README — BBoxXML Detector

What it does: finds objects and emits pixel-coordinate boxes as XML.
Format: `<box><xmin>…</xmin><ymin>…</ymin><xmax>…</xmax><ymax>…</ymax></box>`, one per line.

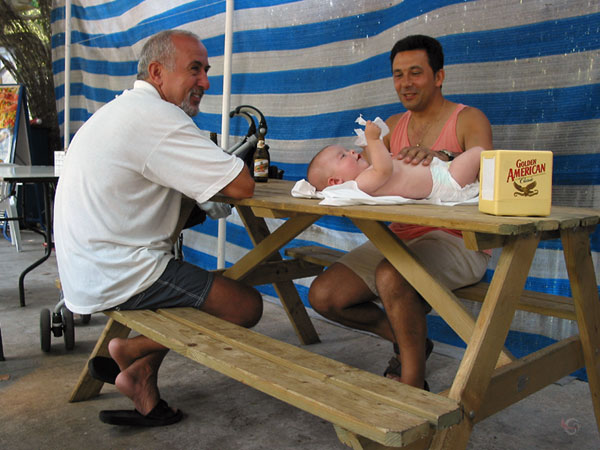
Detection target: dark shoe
<box><xmin>88</xmin><ymin>356</ymin><xmax>120</xmax><ymax>384</ymax></box>
<box><xmin>99</xmin><ymin>399</ymin><xmax>183</xmax><ymax>427</ymax></box>
<box><xmin>384</xmin><ymin>338</ymin><xmax>434</xmax><ymax>378</ymax></box>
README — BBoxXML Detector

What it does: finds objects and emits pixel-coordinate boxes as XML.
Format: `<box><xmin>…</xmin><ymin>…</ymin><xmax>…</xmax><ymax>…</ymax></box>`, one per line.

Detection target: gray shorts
<box><xmin>115</xmin><ymin>258</ymin><xmax>215</xmax><ymax>311</ymax></box>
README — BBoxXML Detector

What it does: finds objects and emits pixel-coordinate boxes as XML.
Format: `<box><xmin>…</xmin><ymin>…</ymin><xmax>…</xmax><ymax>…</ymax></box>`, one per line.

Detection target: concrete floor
<box><xmin>1</xmin><ymin>230</ymin><xmax>598</xmax><ymax>449</ymax></box>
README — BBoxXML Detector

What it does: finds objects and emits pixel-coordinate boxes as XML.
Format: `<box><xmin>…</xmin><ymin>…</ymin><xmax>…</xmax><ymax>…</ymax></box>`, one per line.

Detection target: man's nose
<box><xmin>198</xmin><ymin>72</ymin><xmax>210</xmax><ymax>90</ymax></box>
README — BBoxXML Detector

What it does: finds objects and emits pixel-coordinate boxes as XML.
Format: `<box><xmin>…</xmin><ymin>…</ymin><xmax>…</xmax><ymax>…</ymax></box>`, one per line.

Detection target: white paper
<box><xmin>353</xmin><ymin>115</ymin><xmax>390</xmax><ymax>147</ymax></box>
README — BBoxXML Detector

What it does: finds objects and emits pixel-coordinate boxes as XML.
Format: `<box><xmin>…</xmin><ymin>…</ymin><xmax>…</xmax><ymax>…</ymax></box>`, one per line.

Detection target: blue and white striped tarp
<box><xmin>51</xmin><ymin>0</ymin><xmax>600</xmax><ymax>379</ymax></box>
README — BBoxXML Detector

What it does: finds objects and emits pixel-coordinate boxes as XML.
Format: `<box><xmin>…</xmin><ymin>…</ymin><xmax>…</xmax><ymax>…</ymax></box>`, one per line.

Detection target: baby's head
<box><xmin>307</xmin><ymin>144</ymin><xmax>369</xmax><ymax>190</ymax></box>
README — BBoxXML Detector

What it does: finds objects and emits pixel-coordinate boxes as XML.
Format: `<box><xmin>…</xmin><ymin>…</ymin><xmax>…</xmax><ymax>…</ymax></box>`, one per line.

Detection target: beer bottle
<box><xmin>209</xmin><ymin>132</ymin><xmax>218</xmax><ymax>145</ymax></box>
<box><xmin>253</xmin><ymin>134</ymin><xmax>270</xmax><ymax>182</ymax></box>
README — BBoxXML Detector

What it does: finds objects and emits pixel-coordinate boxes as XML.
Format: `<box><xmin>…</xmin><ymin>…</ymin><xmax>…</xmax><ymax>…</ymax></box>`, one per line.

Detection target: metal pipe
<box><xmin>64</xmin><ymin>0</ymin><xmax>72</xmax><ymax>150</ymax></box>
<box><xmin>217</xmin><ymin>0</ymin><xmax>234</xmax><ymax>269</ymax></box>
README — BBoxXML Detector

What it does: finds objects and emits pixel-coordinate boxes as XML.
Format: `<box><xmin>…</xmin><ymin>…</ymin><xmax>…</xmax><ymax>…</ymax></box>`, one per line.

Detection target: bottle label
<box><xmin>254</xmin><ymin>159</ymin><xmax>269</xmax><ymax>178</ymax></box>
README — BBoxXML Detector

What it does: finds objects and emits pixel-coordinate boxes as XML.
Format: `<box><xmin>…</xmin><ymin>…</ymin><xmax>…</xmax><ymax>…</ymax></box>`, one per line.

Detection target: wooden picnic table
<box><xmin>212</xmin><ymin>179</ymin><xmax>600</xmax><ymax>449</ymax></box>
<box><xmin>71</xmin><ymin>179</ymin><xmax>600</xmax><ymax>449</ymax></box>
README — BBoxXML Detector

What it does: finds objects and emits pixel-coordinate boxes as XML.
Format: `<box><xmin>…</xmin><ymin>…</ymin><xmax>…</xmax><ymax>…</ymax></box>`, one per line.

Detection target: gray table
<box><xmin>0</xmin><ymin>165</ymin><xmax>59</xmax><ymax>307</ymax></box>
<box><xmin>0</xmin><ymin>165</ymin><xmax>59</xmax><ymax>360</ymax></box>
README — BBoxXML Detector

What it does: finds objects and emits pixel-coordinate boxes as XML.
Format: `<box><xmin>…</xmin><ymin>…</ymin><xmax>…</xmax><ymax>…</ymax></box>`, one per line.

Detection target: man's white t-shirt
<box><xmin>54</xmin><ymin>80</ymin><xmax>244</xmax><ymax>314</ymax></box>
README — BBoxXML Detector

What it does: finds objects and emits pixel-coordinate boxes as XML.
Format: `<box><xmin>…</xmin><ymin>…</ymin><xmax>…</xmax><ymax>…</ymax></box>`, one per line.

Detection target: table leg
<box><xmin>430</xmin><ymin>233</ymin><xmax>540</xmax><ymax>449</ymax></box>
<box><xmin>561</xmin><ymin>228</ymin><xmax>600</xmax><ymax>431</ymax></box>
<box><xmin>69</xmin><ymin>318</ymin><xmax>131</xmax><ymax>402</ymax></box>
<box><xmin>224</xmin><ymin>206</ymin><xmax>320</xmax><ymax>345</ymax></box>
<box><xmin>334</xmin><ymin>424</ymin><xmax>432</xmax><ymax>450</ymax></box>
<box><xmin>18</xmin><ymin>182</ymin><xmax>54</xmax><ymax>307</ymax></box>
<box><xmin>351</xmin><ymin>219</ymin><xmax>514</xmax><ymax>366</ymax></box>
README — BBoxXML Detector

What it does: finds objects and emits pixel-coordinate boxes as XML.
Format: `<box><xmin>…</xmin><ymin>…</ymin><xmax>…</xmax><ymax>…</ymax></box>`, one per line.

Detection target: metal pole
<box><xmin>217</xmin><ymin>0</ymin><xmax>234</xmax><ymax>269</ymax></box>
<box><xmin>63</xmin><ymin>0</ymin><xmax>72</xmax><ymax>150</ymax></box>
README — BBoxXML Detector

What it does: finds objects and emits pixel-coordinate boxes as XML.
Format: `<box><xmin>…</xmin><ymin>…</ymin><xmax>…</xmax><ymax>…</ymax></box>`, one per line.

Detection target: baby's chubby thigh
<box><xmin>448</xmin><ymin>147</ymin><xmax>485</xmax><ymax>187</ymax></box>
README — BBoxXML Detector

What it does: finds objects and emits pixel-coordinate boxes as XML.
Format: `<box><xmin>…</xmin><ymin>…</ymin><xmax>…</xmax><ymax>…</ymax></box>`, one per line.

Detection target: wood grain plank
<box><xmin>561</xmin><ymin>228</ymin><xmax>600</xmax><ymax>431</ymax></box>
<box><xmin>69</xmin><ymin>318</ymin><xmax>130</xmax><ymax>402</ymax></box>
<box><xmin>159</xmin><ymin>308</ymin><xmax>461</xmax><ymax>429</ymax></box>
<box><xmin>106</xmin><ymin>309</ymin><xmax>437</xmax><ymax>447</ymax></box>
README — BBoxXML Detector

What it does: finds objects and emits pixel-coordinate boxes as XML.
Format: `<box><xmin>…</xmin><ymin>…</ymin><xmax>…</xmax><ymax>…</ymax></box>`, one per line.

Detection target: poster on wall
<box><xmin>0</xmin><ymin>84</ymin><xmax>30</xmax><ymax>165</ymax></box>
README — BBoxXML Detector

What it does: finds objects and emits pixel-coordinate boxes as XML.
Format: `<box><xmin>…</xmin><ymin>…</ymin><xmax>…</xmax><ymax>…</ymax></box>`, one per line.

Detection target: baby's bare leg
<box><xmin>448</xmin><ymin>146</ymin><xmax>485</xmax><ymax>187</ymax></box>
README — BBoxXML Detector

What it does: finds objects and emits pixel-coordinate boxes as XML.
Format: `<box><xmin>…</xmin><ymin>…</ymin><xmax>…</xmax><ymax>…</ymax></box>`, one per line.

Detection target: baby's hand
<box><xmin>364</xmin><ymin>121</ymin><xmax>381</xmax><ymax>141</ymax></box>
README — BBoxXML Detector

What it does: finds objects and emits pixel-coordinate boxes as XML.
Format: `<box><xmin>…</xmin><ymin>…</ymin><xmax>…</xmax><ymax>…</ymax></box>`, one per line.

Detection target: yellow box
<box><xmin>479</xmin><ymin>150</ymin><xmax>553</xmax><ymax>216</ymax></box>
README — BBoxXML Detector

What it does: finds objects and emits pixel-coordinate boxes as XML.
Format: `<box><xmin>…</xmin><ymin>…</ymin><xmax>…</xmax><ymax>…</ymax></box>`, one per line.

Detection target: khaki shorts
<box><xmin>337</xmin><ymin>230</ymin><xmax>490</xmax><ymax>297</ymax></box>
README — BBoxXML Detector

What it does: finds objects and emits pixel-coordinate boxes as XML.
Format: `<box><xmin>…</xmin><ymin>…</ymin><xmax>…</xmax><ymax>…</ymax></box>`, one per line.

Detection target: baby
<box><xmin>307</xmin><ymin>121</ymin><xmax>483</xmax><ymax>201</ymax></box>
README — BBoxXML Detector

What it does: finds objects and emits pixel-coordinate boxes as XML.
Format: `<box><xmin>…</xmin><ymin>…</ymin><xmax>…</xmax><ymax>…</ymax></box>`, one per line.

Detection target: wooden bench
<box><xmin>72</xmin><ymin>307</ymin><xmax>462</xmax><ymax>449</ymax></box>
<box><xmin>284</xmin><ymin>246</ymin><xmax>577</xmax><ymax>321</ymax></box>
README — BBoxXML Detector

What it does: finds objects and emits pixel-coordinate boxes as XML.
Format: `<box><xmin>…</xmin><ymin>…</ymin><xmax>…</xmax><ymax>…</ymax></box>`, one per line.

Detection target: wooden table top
<box><xmin>213</xmin><ymin>179</ymin><xmax>600</xmax><ymax>236</ymax></box>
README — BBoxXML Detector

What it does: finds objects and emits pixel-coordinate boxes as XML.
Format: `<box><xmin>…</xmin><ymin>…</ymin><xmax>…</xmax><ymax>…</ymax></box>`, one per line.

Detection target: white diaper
<box><xmin>427</xmin><ymin>158</ymin><xmax>479</xmax><ymax>202</ymax></box>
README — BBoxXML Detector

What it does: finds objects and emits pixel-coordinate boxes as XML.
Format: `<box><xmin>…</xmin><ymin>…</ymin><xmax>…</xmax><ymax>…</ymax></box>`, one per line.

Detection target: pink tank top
<box><xmin>389</xmin><ymin>104</ymin><xmax>467</xmax><ymax>240</ymax></box>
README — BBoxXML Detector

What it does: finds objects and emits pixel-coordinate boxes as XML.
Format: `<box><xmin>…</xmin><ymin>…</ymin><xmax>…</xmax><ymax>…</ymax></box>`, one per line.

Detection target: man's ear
<box><xmin>147</xmin><ymin>61</ymin><xmax>163</xmax><ymax>86</ymax></box>
<box><xmin>434</xmin><ymin>68</ymin><xmax>445</xmax><ymax>88</ymax></box>
<box><xmin>327</xmin><ymin>177</ymin><xmax>344</xmax><ymax>186</ymax></box>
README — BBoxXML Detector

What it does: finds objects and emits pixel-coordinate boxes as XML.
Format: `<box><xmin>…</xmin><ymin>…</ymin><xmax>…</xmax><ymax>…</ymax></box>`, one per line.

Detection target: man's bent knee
<box><xmin>308</xmin><ymin>273</ymin><xmax>335</xmax><ymax>315</ymax></box>
<box><xmin>202</xmin><ymin>277</ymin><xmax>263</xmax><ymax>328</ymax></box>
<box><xmin>240</xmin><ymin>286</ymin><xmax>263</xmax><ymax>328</ymax></box>
<box><xmin>309</xmin><ymin>263</ymin><xmax>374</xmax><ymax>317</ymax></box>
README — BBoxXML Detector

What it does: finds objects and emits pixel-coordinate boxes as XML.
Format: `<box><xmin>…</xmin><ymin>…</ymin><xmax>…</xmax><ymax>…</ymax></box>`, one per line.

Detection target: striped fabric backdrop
<box><xmin>51</xmin><ymin>0</ymin><xmax>600</xmax><ymax>378</ymax></box>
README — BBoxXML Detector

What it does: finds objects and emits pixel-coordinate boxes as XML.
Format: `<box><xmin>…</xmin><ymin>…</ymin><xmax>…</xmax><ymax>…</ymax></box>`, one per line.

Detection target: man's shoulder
<box><xmin>456</xmin><ymin>104</ymin><xmax>489</xmax><ymax>122</ymax></box>
<box><xmin>385</xmin><ymin>111</ymin><xmax>409</xmax><ymax>129</ymax></box>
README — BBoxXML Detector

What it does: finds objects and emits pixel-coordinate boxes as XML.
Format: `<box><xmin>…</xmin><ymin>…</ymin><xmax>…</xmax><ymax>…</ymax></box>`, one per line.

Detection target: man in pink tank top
<box><xmin>309</xmin><ymin>35</ymin><xmax>493</xmax><ymax>391</ymax></box>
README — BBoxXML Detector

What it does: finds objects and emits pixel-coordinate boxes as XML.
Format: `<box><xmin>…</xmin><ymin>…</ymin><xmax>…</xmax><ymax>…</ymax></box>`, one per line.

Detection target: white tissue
<box><xmin>291</xmin><ymin>179</ymin><xmax>324</xmax><ymax>199</ymax></box>
<box><xmin>353</xmin><ymin>115</ymin><xmax>390</xmax><ymax>147</ymax></box>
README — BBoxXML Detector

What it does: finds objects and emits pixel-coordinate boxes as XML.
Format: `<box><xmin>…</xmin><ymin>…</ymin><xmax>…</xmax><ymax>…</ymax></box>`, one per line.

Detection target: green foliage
<box><xmin>0</xmin><ymin>0</ymin><xmax>60</xmax><ymax>151</ymax></box>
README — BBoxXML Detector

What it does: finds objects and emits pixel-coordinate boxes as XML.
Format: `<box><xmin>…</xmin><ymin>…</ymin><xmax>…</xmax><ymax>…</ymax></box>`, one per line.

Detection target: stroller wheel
<box><xmin>61</xmin><ymin>307</ymin><xmax>75</xmax><ymax>351</ymax></box>
<box><xmin>40</xmin><ymin>308</ymin><xmax>51</xmax><ymax>352</ymax></box>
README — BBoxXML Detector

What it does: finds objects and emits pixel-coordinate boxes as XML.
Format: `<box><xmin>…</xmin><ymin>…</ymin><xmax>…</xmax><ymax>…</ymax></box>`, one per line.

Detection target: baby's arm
<box><xmin>355</xmin><ymin>121</ymin><xmax>394</xmax><ymax>193</ymax></box>
<box><xmin>448</xmin><ymin>146</ymin><xmax>485</xmax><ymax>187</ymax></box>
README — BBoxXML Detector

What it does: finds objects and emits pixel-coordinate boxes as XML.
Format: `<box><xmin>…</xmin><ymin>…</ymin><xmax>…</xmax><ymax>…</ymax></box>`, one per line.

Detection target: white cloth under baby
<box><xmin>291</xmin><ymin>177</ymin><xmax>479</xmax><ymax>207</ymax></box>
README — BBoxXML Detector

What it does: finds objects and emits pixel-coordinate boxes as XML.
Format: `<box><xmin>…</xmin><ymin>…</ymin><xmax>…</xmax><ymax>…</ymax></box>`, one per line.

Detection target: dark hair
<box><xmin>390</xmin><ymin>35</ymin><xmax>444</xmax><ymax>74</ymax></box>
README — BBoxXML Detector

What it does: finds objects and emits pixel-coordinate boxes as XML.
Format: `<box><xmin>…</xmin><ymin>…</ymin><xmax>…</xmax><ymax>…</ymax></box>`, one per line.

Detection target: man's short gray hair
<box><xmin>137</xmin><ymin>29</ymin><xmax>201</xmax><ymax>80</ymax></box>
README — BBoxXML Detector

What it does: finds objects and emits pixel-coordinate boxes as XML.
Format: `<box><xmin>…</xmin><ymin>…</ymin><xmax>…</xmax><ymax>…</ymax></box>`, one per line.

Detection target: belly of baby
<box><xmin>372</xmin><ymin>164</ymin><xmax>433</xmax><ymax>199</ymax></box>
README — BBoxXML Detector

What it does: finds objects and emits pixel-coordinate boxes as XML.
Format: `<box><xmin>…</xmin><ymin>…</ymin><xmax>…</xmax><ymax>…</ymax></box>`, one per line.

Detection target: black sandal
<box><xmin>88</xmin><ymin>356</ymin><xmax>120</xmax><ymax>385</ymax></box>
<box><xmin>383</xmin><ymin>338</ymin><xmax>434</xmax><ymax>378</ymax></box>
<box><xmin>99</xmin><ymin>399</ymin><xmax>183</xmax><ymax>427</ymax></box>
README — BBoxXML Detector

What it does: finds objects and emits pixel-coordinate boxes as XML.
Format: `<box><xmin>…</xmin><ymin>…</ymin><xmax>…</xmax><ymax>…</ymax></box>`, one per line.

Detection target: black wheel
<box><xmin>40</xmin><ymin>308</ymin><xmax>51</xmax><ymax>352</ymax></box>
<box><xmin>81</xmin><ymin>314</ymin><xmax>91</xmax><ymax>325</ymax></box>
<box><xmin>61</xmin><ymin>306</ymin><xmax>75</xmax><ymax>351</ymax></box>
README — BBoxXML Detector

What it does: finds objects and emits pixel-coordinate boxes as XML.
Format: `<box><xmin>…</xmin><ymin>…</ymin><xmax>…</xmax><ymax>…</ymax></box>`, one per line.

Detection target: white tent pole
<box><xmin>217</xmin><ymin>0</ymin><xmax>234</xmax><ymax>269</ymax></box>
<box><xmin>63</xmin><ymin>0</ymin><xmax>72</xmax><ymax>150</ymax></box>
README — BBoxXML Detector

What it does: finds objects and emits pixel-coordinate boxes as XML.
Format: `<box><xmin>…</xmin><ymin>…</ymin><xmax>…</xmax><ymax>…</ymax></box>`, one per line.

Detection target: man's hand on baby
<box><xmin>364</xmin><ymin>121</ymin><xmax>381</xmax><ymax>141</ymax></box>
<box><xmin>395</xmin><ymin>146</ymin><xmax>435</xmax><ymax>166</ymax></box>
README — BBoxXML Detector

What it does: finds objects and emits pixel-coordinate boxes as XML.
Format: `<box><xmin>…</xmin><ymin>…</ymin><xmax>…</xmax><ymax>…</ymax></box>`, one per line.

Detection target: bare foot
<box><xmin>114</xmin><ymin>356</ymin><xmax>161</xmax><ymax>415</ymax></box>
<box><xmin>107</xmin><ymin>336</ymin><xmax>170</xmax><ymax>415</ymax></box>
